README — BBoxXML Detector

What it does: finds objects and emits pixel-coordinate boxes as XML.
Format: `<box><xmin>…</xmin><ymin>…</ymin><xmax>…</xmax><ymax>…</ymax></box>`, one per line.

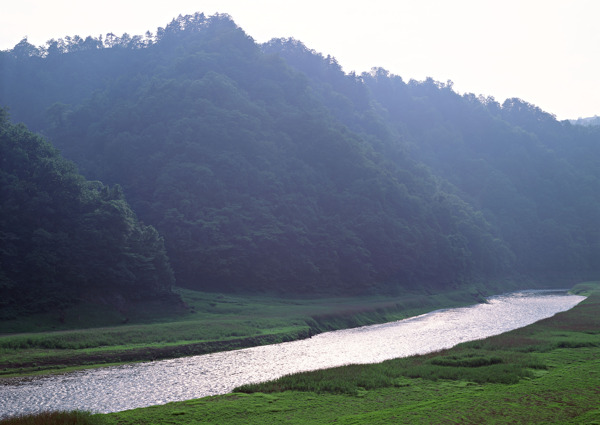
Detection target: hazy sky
<box><xmin>1</xmin><ymin>0</ymin><xmax>599</xmax><ymax>120</ymax></box>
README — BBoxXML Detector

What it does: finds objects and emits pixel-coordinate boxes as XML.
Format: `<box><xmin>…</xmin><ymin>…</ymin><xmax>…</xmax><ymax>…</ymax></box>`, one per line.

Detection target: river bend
<box><xmin>0</xmin><ymin>290</ymin><xmax>585</xmax><ymax>418</ymax></box>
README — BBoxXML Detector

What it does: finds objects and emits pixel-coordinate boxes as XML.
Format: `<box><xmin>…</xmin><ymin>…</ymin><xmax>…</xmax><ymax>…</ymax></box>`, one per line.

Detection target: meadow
<box><xmin>2</xmin><ymin>282</ymin><xmax>598</xmax><ymax>424</ymax></box>
<box><xmin>98</xmin><ymin>281</ymin><xmax>600</xmax><ymax>424</ymax></box>
<box><xmin>0</xmin><ymin>287</ymin><xmax>485</xmax><ymax>377</ymax></box>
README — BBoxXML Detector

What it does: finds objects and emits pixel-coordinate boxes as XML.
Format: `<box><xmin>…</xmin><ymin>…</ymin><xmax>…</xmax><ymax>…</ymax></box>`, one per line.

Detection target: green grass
<box><xmin>570</xmin><ymin>280</ymin><xmax>600</xmax><ymax>296</ymax></box>
<box><xmin>0</xmin><ymin>287</ymin><xmax>484</xmax><ymax>377</ymax></box>
<box><xmin>3</xmin><ymin>282</ymin><xmax>598</xmax><ymax>424</ymax></box>
<box><xmin>91</xmin><ymin>281</ymin><xmax>599</xmax><ymax>424</ymax></box>
<box><xmin>0</xmin><ymin>411</ymin><xmax>101</xmax><ymax>425</ymax></box>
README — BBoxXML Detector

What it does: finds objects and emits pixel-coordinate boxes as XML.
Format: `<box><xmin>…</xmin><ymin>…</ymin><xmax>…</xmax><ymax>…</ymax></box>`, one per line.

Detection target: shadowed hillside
<box><xmin>1</xmin><ymin>13</ymin><xmax>598</xmax><ymax>300</ymax></box>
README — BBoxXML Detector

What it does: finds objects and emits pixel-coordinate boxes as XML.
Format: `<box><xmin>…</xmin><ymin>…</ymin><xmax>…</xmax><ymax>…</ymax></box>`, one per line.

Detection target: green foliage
<box><xmin>1</xmin><ymin>12</ymin><xmax>599</xmax><ymax>297</ymax></box>
<box><xmin>0</xmin><ymin>111</ymin><xmax>176</xmax><ymax>318</ymax></box>
<box><xmin>361</xmin><ymin>74</ymin><xmax>600</xmax><ymax>281</ymax></box>
<box><xmin>1</xmin><ymin>14</ymin><xmax>513</xmax><ymax>295</ymax></box>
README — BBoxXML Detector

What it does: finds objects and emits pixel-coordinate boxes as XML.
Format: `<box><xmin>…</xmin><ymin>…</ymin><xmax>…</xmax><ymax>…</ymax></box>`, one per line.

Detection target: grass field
<box><xmin>2</xmin><ymin>282</ymin><xmax>597</xmax><ymax>424</ymax></box>
<box><xmin>0</xmin><ymin>286</ymin><xmax>488</xmax><ymax>377</ymax></box>
<box><xmin>96</xmin><ymin>281</ymin><xmax>599</xmax><ymax>425</ymax></box>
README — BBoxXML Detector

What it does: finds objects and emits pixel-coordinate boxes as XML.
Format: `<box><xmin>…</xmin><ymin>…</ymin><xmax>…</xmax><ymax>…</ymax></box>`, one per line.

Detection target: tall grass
<box><xmin>0</xmin><ymin>411</ymin><xmax>103</xmax><ymax>425</ymax></box>
<box><xmin>235</xmin><ymin>348</ymin><xmax>544</xmax><ymax>395</ymax></box>
<box><xmin>236</xmin><ymin>286</ymin><xmax>600</xmax><ymax>395</ymax></box>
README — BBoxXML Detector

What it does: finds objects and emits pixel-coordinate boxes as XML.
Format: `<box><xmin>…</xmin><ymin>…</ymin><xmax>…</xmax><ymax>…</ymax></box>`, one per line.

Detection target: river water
<box><xmin>0</xmin><ymin>290</ymin><xmax>585</xmax><ymax>418</ymax></box>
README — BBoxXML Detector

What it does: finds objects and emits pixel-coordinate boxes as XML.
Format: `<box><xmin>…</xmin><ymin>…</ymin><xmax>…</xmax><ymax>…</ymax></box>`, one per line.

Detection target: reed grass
<box><xmin>0</xmin><ymin>411</ymin><xmax>101</xmax><ymax>425</ymax></box>
<box><xmin>235</xmin><ymin>285</ymin><xmax>598</xmax><ymax>396</ymax></box>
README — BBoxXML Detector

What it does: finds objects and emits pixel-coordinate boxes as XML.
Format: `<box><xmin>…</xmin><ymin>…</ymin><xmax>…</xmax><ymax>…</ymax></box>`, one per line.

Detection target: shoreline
<box><xmin>0</xmin><ymin>281</ymin><xmax>585</xmax><ymax>379</ymax></box>
<box><xmin>0</xmin><ymin>285</ymin><xmax>499</xmax><ymax>378</ymax></box>
<box><xmin>0</xmin><ymin>284</ymin><xmax>592</xmax><ymax>420</ymax></box>
<box><xmin>100</xmin><ymin>281</ymin><xmax>600</xmax><ymax>424</ymax></box>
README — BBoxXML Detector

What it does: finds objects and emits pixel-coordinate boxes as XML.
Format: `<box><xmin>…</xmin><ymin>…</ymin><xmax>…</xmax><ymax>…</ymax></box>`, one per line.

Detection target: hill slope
<box><xmin>1</xmin><ymin>13</ymin><xmax>598</xmax><ymax>297</ymax></box>
<box><xmin>0</xmin><ymin>110</ymin><xmax>176</xmax><ymax>317</ymax></box>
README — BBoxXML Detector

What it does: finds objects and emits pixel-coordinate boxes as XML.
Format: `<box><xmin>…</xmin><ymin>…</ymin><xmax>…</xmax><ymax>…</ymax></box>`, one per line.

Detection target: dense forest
<box><xmin>0</xmin><ymin>110</ymin><xmax>176</xmax><ymax>318</ymax></box>
<box><xmin>1</xmin><ymin>13</ymin><xmax>598</xmax><ymax>311</ymax></box>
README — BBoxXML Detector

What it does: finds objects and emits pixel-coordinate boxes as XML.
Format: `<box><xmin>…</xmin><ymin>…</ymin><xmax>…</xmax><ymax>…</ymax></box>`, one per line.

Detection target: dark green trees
<box><xmin>360</xmin><ymin>73</ymin><xmax>600</xmax><ymax>281</ymax></box>
<box><xmin>0</xmin><ymin>110</ymin><xmax>175</xmax><ymax>318</ymax></box>
<box><xmin>1</xmin><ymin>13</ymin><xmax>598</xmax><ymax>300</ymax></box>
<box><xmin>29</xmin><ymin>15</ymin><xmax>512</xmax><ymax>295</ymax></box>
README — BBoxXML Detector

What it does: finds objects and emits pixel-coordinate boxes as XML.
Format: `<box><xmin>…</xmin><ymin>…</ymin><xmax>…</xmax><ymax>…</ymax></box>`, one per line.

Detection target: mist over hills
<box><xmin>1</xmin><ymin>13</ymin><xmax>599</xmax><ymax>312</ymax></box>
<box><xmin>570</xmin><ymin>116</ymin><xmax>600</xmax><ymax>127</ymax></box>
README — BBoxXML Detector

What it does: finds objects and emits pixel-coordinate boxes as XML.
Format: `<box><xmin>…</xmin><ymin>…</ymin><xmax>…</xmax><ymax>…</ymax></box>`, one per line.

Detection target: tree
<box><xmin>0</xmin><ymin>110</ymin><xmax>177</xmax><ymax>318</ymax></box>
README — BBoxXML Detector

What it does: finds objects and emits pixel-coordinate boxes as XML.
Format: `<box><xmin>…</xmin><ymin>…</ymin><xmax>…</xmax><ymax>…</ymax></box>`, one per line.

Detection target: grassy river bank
<box><xmin>0</xmin><ymin>285</ymin><xmax>491</xmax><ymax>378</ymax></box>
<box><xmin>2</xmin><ymin>282</ymin><xmax>598</xmax><ymax>424</ymax></box>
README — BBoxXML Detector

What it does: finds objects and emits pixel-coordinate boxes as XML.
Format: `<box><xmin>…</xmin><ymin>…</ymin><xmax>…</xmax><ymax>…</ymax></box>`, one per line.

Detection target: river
<box><xmin>0</xmin><ymin>290</ymin><xmax>585</xmax><ymax>418</ymax></box>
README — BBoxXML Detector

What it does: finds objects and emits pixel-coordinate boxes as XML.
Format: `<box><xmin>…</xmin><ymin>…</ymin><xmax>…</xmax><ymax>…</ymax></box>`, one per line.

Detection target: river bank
<box><xmin>0</xmin><ymin>285</ymin><xmax>495</xmax><ymax>378</ymax></box>
<box><xmin>1</xmin><ymin>282</ymin><xmax>596</xmax><ymax>423</ymax></box>
<box><xmin>94</xmin><ymin>281</ymin><xmax>599</xmax><ymax>424</ymax></box>
<box><xmin>0</xmin><ymin>285</ymin><xmax>589</xmax><ymax>420</ymax></box>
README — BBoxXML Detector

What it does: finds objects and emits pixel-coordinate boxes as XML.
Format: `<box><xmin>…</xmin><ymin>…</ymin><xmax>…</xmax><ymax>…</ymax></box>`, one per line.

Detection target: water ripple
<box><xmin>0</xmin><ymin>290</ymin><xmax>584</xmax><ymax>417</ymax></box>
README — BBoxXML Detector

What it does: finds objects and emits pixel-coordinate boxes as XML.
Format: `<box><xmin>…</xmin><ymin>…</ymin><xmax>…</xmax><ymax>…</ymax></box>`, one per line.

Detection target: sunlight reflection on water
<box><xmin>0</xmin><ymin>290</ymin><xmax>584</xmax><ymax>417</ymax></box>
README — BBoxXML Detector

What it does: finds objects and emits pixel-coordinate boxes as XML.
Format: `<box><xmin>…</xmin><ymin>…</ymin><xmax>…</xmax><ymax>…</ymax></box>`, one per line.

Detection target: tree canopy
<box><xmin>1</xmin><ymin>13</ymin><xmax>598</xmax><ymax>302</ymax></box>
<box><xmin>0</xmin><ymin>110</ymin><xmax>175</xmax><ymax>318</ymax></box>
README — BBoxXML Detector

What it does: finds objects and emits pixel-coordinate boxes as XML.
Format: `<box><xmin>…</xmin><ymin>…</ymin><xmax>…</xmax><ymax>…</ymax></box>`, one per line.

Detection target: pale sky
<box><xmin>1</xmin><ymin>0</ymin><xmax>599</xmax><ymax>120</ymax></box>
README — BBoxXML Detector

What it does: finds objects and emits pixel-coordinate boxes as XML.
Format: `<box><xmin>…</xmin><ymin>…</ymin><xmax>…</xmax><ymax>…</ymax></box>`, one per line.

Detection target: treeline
<box><xmin>260</xmin><ymin>38</ymin><xmax>600</xmax><ymax>282</ymax></box>
<box><xmin>570</xmin><ymin>116</ymin><xmax>600</xmax><ymax>127</ymax></box>
<box><xmin>363</xmin><ymin>75</ymin><xmax>600</xmax><ymax>279</ymax></box>
<box><xmin>1</xmin><ymin>13</ymin><xmax>598</xmax><ymax>304</ymax></box>
<box><xmin>7</xmin><ymin>12</ymin><xmax>213</xmax><ymax>57</ymax></box>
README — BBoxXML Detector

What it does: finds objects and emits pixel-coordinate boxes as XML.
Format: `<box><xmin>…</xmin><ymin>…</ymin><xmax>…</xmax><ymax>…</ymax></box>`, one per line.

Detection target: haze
<box><xmin>1</xmin><ymin>0</ymin><xmax>599</xmax><ymax>120</ymax></box>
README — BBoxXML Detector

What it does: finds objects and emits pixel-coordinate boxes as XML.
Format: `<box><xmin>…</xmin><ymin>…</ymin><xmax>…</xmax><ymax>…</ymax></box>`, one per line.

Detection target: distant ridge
<box><xmin>570</xmin><ymin>115</ymin><xmax>600</xmax><ymax>126</ymax></box>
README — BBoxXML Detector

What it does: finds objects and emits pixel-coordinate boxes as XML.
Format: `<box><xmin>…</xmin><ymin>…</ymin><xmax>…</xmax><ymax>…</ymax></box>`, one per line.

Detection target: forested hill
<box><xmin>0</xmin><ymin>110</ymin><xmax>176</xmax><ymax>318</ymax></box>
<box><xmin>1</xmin><ymin>13</ymin><xmax>599</xmax><ymax>298</ymax></box>
<box><xmin>570</xmin><ymin>116</ymin><xmax>600</xmax><ymax>127</ymax></box>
